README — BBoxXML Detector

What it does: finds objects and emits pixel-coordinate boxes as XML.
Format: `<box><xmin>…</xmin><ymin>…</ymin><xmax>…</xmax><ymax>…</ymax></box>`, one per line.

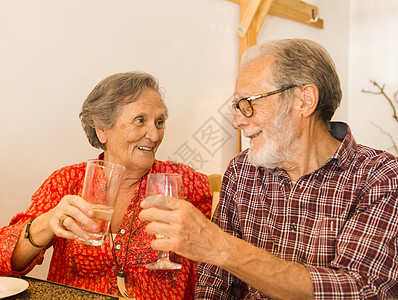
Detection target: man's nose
<box><xmin>232</xmin><ymin>110</ymin><xmax>249</xmax><ymax>130</ymax></box>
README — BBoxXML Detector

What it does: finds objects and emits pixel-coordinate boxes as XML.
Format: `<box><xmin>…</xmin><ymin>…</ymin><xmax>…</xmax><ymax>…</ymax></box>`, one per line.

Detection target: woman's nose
<box><xmin>145</xmin><ymin>124</ymin><xmax>161</xmax><ymax>141</ymax></box>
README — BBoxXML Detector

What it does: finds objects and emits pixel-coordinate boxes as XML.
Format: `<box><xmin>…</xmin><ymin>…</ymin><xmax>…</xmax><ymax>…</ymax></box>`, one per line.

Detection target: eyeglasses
<box><xmin>232</xmin><ymin>85</ymin><xmax>297</xmax><ymax>118</ymax></box>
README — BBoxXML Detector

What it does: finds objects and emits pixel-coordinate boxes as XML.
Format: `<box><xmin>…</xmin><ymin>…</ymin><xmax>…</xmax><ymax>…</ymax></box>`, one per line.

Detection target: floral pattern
<box><xmin>0</xmin><ymin>158</ymin><xmax>212</xmax><ymax>299</ymax></box>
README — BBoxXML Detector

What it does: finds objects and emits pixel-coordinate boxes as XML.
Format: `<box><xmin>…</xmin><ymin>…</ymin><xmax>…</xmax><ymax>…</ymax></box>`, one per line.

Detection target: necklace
<box><xmin>110</xmin><ymin>177</ymin><xmax>143</xmax><ymax>299</ymax></box>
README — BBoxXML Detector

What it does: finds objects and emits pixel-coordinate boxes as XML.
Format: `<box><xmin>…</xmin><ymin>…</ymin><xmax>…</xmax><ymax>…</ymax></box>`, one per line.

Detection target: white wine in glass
<box><xmin>145</xmin><ymin>173</ymin><xmax>183</xmax><ymax>270</ymax></box>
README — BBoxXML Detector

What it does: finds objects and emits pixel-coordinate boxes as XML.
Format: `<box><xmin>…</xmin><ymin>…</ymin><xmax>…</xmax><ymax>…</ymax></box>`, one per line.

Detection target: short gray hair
<box><xmin>79</xmin><ymin>71</ymin><xmax>167</xmax><ymax>150</ymax></box>
<box><xmin>241</xmin><ymin>39</ymin><xmax>342</xmax><ymax>125</ymax></box>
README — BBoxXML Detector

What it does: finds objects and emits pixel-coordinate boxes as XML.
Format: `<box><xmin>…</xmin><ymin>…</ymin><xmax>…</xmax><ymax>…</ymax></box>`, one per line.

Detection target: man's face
<box><xmin>233</xmin><ymin>57</ymin><xmax>300</xmax><ymax>168</ymax></box>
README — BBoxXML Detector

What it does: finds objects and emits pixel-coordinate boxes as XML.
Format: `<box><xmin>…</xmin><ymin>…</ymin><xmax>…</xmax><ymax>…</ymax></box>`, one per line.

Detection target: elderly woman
<box><xmin>0</xmin><ymin>72</ymin><xmax>212</xmax><ymax>299</ymax></box>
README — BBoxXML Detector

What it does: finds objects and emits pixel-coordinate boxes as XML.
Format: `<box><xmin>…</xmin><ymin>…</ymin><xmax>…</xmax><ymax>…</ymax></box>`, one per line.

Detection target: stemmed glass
<box><xmin>145</xmin><ymin>173</ymin><xmax>183</xmax><ymax>270</ymax></box>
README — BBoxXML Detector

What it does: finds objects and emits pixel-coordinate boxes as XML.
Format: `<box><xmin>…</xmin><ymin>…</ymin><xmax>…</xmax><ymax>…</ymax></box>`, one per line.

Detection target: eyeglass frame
<box><xmin>232</xmin><ymin>85</ymin><xmax>297</xmax><ymax>118</ymax></box>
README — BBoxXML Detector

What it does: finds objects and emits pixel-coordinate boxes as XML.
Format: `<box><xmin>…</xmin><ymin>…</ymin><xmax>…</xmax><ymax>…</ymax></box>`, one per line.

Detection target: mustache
<box><xmin>243</xmin><ymin>127</ymin><xmax>263</xmax><ymax>138</ymax></box>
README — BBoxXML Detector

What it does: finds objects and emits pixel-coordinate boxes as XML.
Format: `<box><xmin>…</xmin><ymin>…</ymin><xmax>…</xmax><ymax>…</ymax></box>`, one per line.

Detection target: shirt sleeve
<box><xmin>0</xmin><ymin>165</ymin><xmax>84</xmax><ymax>276</ymax></box>
<box><xmin>308</xmin><ymin>179</ymin><xmax>398</xmax><ymax>299</ymax></box>
<box><xmin>195</xmin><ymin>160</ymin><xmax>246</xmax><ymax>299</ymax></box>
<box><xmin>0</xmin><ymin>217</ymin><xmax>47</xmax><ymax>276</ymax></box>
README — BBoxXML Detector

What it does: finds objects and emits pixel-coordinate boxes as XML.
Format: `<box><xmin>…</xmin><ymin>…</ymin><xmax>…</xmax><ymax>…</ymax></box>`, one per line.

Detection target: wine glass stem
<box><xmin>158</xmin><ymin>251</ymin><xmax>170</xmax><ymax>261</ymax></box>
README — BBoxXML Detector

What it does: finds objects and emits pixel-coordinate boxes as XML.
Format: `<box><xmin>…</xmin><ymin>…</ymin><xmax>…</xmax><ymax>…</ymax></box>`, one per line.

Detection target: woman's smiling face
<box><xmin>96</xmin><ymin>87</ymin><xmax>167</xmax><ymax>175</ymax></box>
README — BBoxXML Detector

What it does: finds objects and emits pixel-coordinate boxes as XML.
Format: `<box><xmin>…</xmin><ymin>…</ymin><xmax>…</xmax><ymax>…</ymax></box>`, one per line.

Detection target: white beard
<box><xmin>247</xmin><ymin>109</ymin><xmax>300</xmax><ymax>169</ymax></box>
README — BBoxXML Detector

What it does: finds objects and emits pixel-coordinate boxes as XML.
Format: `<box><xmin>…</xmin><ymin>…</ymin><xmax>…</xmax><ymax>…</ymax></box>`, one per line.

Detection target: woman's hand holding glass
<box><xmin>48</xmin><ymin>159</ymin><xmax>125</xmax><ymax>246</ymax></box>
<box><xmin>47</xmin><ymin>195</ymin><xmax>99</xmax><ymax>242</ymax></box>
<box><xmin>12</xmin><ymin>194</ymin><xmax>97</xmax><ymax>272</ymax></box>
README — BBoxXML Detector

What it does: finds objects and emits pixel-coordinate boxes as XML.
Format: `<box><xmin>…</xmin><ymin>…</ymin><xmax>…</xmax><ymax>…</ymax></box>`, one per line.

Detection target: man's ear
<box><xmin>95</xmin><ymin>127</ymin><xmax>107</xmax><ymax>144</ymax></box>
<box><xmin>298</xmin><ymin>84</ymin><xmax>319</xmax><ymax>118</ymax></box>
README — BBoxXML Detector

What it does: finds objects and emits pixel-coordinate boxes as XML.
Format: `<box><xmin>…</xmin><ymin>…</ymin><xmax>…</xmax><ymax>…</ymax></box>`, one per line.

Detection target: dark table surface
<box><xmin>5</xmin><ymin>276</ymin><xmax>120</xmax><ymax>300</ymax></box>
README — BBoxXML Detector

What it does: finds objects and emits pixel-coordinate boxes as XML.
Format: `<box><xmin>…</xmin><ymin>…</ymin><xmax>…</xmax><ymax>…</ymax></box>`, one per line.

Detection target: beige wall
<box><xmin>0</xmin><ymin>0</ymin><xmax>239</xmax><ymax>229</ymax></box>
<box><xmin>3</xmin><ymin>0</ymin><xmax>396</xmax><ymax>280</ymax></box>
<box><xmin>0</xmin><ymin>0</ymin><xmax>240</xmax><ymax>279</ymax></box>
<box><xmin>348</xmin><ymin>0</ymin><xmax>398</xmax><ymax>154</ymax></box>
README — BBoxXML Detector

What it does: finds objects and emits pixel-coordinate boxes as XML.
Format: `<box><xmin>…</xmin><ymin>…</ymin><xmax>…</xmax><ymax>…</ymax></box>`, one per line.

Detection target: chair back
<box><xmin>207</xmin><ymin>174</ymin><xmax>222</xmax><ymax>218</ymax></box>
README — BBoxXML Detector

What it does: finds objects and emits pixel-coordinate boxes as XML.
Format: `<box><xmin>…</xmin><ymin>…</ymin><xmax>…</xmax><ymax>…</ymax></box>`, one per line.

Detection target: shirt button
<box><xmin>116</xmin><ymin>245</ymin><xmax>121</xmax><ymax>250</ymax></box>
<box><xmin>281</xmin><ymin>179</ymin><xmax>289</xmax><ymax>185</ymax></box>
<box><xmin>290</xmin><ymin>223</ymin><xmax>297</xmax><ymax>231</ymax></box>
<box><xmin>120</xmin><ymin>229</ymin><xmax>126</xmax><ymax>234</ymax></box>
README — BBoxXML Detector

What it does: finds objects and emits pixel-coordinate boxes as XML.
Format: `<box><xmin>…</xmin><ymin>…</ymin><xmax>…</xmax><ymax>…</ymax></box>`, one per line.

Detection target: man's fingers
<box><xmin>141</xmin><ymin>195</ymin><xmax>182</xmax><ymax>210</ymax></box>
<box><xmin>139</xmin><ymin>206</ymin><xmax>178</xmax><ymax>224</ymax></box>
<box><xmin>143</xmin><ymin>195</ymin><xmax>167</xmax><ymax>207</ymax></box>
<box><xmin>150</xmin><ymin>237</ymin><xmax>173</xmax><ymax>252</ymax></box>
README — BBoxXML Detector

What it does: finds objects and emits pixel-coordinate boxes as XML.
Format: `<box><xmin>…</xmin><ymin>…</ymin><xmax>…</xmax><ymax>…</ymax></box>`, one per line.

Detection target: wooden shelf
<box><xmin>229</xmin><ymin>0</ymin><xmax>323</xmax><ymax>39</ymax></box>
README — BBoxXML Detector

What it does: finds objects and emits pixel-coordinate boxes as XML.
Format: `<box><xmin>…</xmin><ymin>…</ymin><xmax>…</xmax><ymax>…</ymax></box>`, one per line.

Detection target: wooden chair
<box><xmin>207</xmin><ymin>174</ymin><xmax>222</xmax><ymax>218</ymax></box>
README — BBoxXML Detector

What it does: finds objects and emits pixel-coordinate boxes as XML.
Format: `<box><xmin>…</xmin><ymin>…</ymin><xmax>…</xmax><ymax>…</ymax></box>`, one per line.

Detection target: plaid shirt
<box><xmin>196</xmin><ymin>122</ymin><xmax>398</xmax><ymax>299</ymax></box>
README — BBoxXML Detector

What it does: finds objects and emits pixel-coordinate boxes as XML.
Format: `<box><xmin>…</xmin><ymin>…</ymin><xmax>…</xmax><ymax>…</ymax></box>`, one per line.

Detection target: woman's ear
<box><xmin>95</xmin><ymin>127</ymin><xmax>107</xmax><ymax>144</ymax></box>
<box><xmin>299</xmin><ymin>84</ymin><xmax>319</xmax><ymax>118</ymax></box>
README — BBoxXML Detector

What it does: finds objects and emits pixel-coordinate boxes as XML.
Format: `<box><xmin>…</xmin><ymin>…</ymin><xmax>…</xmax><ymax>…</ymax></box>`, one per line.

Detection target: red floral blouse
<box><xmin>0</xmin><ymin>159</ymin><xmax>212</xmax><ymax>299</ymax></box>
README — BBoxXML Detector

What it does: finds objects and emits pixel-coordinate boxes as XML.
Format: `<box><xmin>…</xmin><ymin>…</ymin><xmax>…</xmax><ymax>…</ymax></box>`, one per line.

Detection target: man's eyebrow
<box><xmin>231</xmin><ymin>95</ymin><xmax>241</xmax><ymax>104</ymax></box>
<box><xmin>233</xmin><ymin>93</ymin><xmax>247</xmax><ymax>101</ymax></box>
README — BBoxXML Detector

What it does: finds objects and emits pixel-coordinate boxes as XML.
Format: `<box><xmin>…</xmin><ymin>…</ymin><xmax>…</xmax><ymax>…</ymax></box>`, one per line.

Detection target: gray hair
<box><xmin>79</xmin><ymin>71</ymin><xmax>167</xmax><ymax>150</ymax></box>
<box><xmin>241</xmin><ymin>39</ymin><xmax>342</xmax><ymax>125</ymax></box>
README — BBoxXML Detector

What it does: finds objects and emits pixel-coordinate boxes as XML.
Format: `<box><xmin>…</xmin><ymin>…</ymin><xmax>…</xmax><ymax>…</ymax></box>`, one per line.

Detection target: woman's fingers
<box><xmin>49</xmin><ymin>195</ymin><xmax>98</xmax><ymax>240</ymax></box>
<box><xmin>50</xmin><ymin>214</ymin><xmax>79</xmax><ymax>240</ymax></box>
<box><xmin>65</xmin><ymin>194</ymin><xmax>94</xmax><ymax>217</ymax></box>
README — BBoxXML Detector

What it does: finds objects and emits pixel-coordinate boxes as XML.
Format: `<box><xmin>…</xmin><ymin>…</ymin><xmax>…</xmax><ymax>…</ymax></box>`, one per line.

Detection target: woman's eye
<box><xmin>156</xmin><ymin>119</ymin><xmax>165</xmax><ymax>129</ymax></box>
<box><xmin>134</xmin><ymin>117</ymin><xmax>145</xmax><ymax>125</ymax></box>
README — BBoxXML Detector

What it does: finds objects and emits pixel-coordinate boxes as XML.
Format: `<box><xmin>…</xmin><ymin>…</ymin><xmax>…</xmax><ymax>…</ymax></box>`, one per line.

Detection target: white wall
<box><xmin>348</xmin><ymin>0</ymin><xmax>398</xmax><ymax>155</ymax></box>
<box><xmin>0</xmin><ymin>0</ymin><xmax>240</xmax><ymax>279</ymax></box>
<box><xmin>3</xmin><ymin>0</ymin><xmax>395</xmax><ymax>280</ymax></box>
<box><xmin>0</xmin><ymin>0</ymin><xmax>240</xmax><ymax>223</ymax></box>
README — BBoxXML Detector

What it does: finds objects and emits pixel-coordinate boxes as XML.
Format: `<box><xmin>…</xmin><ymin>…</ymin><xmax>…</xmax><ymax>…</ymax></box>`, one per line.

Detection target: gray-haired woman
<box><xmin>0</xmin><ymin>71</ymin><xmax>212</xmax><ymax>299</ymax></box>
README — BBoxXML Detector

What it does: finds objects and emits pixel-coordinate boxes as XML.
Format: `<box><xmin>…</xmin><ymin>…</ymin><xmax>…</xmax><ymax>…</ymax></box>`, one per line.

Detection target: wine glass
<box><xmin>145</xmin><ymin>173</ymin><xmax>183</xmax><ymax>270</ymax></box>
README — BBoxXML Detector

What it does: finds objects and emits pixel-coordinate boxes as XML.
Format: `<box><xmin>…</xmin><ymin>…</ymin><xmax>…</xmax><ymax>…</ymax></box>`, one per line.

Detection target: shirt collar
<box><xmin>265</xmin><ymin>121</ymin><xmax>357</xmax><ymax>178</ymax></box>
<box><xmin>326</xmin><ymin>121</ymin><xmax>357</xmax><ymax>170</ymax></box>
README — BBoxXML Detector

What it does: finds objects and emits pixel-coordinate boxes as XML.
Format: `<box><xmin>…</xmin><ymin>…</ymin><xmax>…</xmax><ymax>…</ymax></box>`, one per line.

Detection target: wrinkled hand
<box><xmin>139</xmin><ymin>196</ymin><xmax>227</xmax><ymax>265</ymax></box>
<box><xmin>12</xmin><ymin>195</ymin><xmax>99</xmax><ymax>271</ymax></box>
<box><xmin>47</xmin><ymin>195</ymin><xmax>98</xmax><ymax>241</ymax></box>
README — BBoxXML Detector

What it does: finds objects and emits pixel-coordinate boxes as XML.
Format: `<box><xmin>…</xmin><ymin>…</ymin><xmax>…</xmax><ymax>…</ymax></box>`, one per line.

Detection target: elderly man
<box><xmin>140</xmin><ymin>39</ymin><xmax>398</xmax><ymax>299</ymax></box>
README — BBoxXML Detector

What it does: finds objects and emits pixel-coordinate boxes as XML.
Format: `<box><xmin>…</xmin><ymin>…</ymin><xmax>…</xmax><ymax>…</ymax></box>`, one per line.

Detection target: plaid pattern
<box><xmin>196</xmin><ymin>122</ymin><xmax>398</xmax><ymax>299</ymax></box>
